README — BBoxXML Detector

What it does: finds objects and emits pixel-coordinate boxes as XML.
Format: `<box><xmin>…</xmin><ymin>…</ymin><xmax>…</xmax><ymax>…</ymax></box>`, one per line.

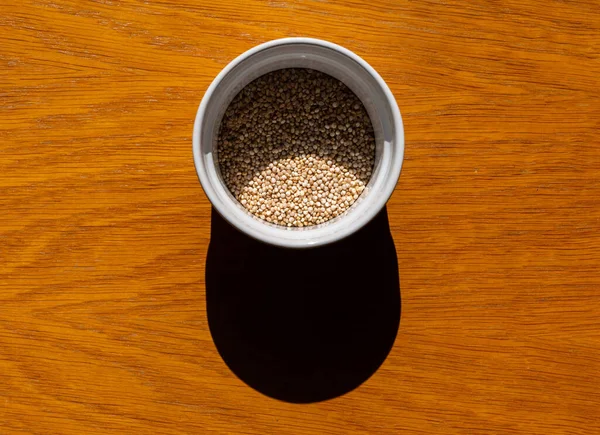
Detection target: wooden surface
<box><xmin>1</xmin><ymin>0</ymin><xmax>599</xmax><ymax>433</ymax></box>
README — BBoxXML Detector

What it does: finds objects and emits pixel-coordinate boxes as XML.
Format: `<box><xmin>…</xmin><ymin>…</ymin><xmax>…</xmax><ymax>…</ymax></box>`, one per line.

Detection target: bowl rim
<box><xmin>193</xmin><ymin>37</ymin><xmax>404</xmax><ymax>248</ymax></box>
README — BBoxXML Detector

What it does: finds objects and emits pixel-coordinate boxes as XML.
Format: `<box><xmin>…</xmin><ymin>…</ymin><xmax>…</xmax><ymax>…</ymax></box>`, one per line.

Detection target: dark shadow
<box><xmin>205</xmin><ymin>207</ymin><xmax>400</xmax><ymax>403</ymax></box>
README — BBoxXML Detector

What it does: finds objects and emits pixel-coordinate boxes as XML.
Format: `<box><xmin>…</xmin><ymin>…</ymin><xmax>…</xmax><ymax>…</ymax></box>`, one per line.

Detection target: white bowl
<box><xmin>193</xmin><ymin>37</ymin><xmax>404</xmax><ymax>248</ymax></box>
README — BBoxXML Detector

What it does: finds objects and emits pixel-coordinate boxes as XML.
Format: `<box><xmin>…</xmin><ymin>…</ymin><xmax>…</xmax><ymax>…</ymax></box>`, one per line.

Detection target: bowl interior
<box><xmin>196</xmin><ymin>40</ymin><xmax>402</xmax><ymax>247</ymax></box>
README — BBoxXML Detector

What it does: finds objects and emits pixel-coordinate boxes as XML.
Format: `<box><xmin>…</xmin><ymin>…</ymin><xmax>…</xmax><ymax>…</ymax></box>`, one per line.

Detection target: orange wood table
<box><xmin>1</xmin><ymin>1</ymin><xmax>599</xmax><ymax>433</ymax></box>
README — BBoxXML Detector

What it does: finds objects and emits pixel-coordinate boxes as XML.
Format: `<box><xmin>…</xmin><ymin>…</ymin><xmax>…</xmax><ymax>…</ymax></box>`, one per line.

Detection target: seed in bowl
<box><xmin>217</xmin><ymin>68</ymin><xmax>375</xmax><ymax>227</ymax></box>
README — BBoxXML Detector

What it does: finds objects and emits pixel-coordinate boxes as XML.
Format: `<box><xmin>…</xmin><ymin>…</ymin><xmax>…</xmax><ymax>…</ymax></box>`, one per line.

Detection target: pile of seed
<box><xmin>217</xmin><ymin>68</ymin><xmax>375</xmax><ymax>227</ymax></box>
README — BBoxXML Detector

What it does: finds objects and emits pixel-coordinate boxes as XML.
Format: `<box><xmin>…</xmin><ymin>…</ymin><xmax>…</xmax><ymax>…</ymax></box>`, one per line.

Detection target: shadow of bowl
<box><xmin>206</xmin><ymin>207</ymin><xmax>400</xmax><ymax>403</ymax></box>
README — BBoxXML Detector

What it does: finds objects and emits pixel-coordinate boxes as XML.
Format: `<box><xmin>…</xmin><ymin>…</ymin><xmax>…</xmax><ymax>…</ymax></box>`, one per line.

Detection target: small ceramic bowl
<box><xmin>193</xmin><ymin>37</ymin><xmax>404</xmax><ymax>248</ymax></box>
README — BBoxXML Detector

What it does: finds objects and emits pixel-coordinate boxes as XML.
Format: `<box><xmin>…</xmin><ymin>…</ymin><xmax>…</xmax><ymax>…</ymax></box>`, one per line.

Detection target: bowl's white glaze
<box><xmin>193</xmin><ymin>38</ymin><xmax>404</xmax><ymax>248</ymax></box>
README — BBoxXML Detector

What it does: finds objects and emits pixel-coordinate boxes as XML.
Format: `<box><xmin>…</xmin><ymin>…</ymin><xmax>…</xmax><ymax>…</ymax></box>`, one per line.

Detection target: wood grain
<box><xmin>1</xmin><ymin>0</ymin><xmax>599</xmax><ymax>433</ymax></box>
